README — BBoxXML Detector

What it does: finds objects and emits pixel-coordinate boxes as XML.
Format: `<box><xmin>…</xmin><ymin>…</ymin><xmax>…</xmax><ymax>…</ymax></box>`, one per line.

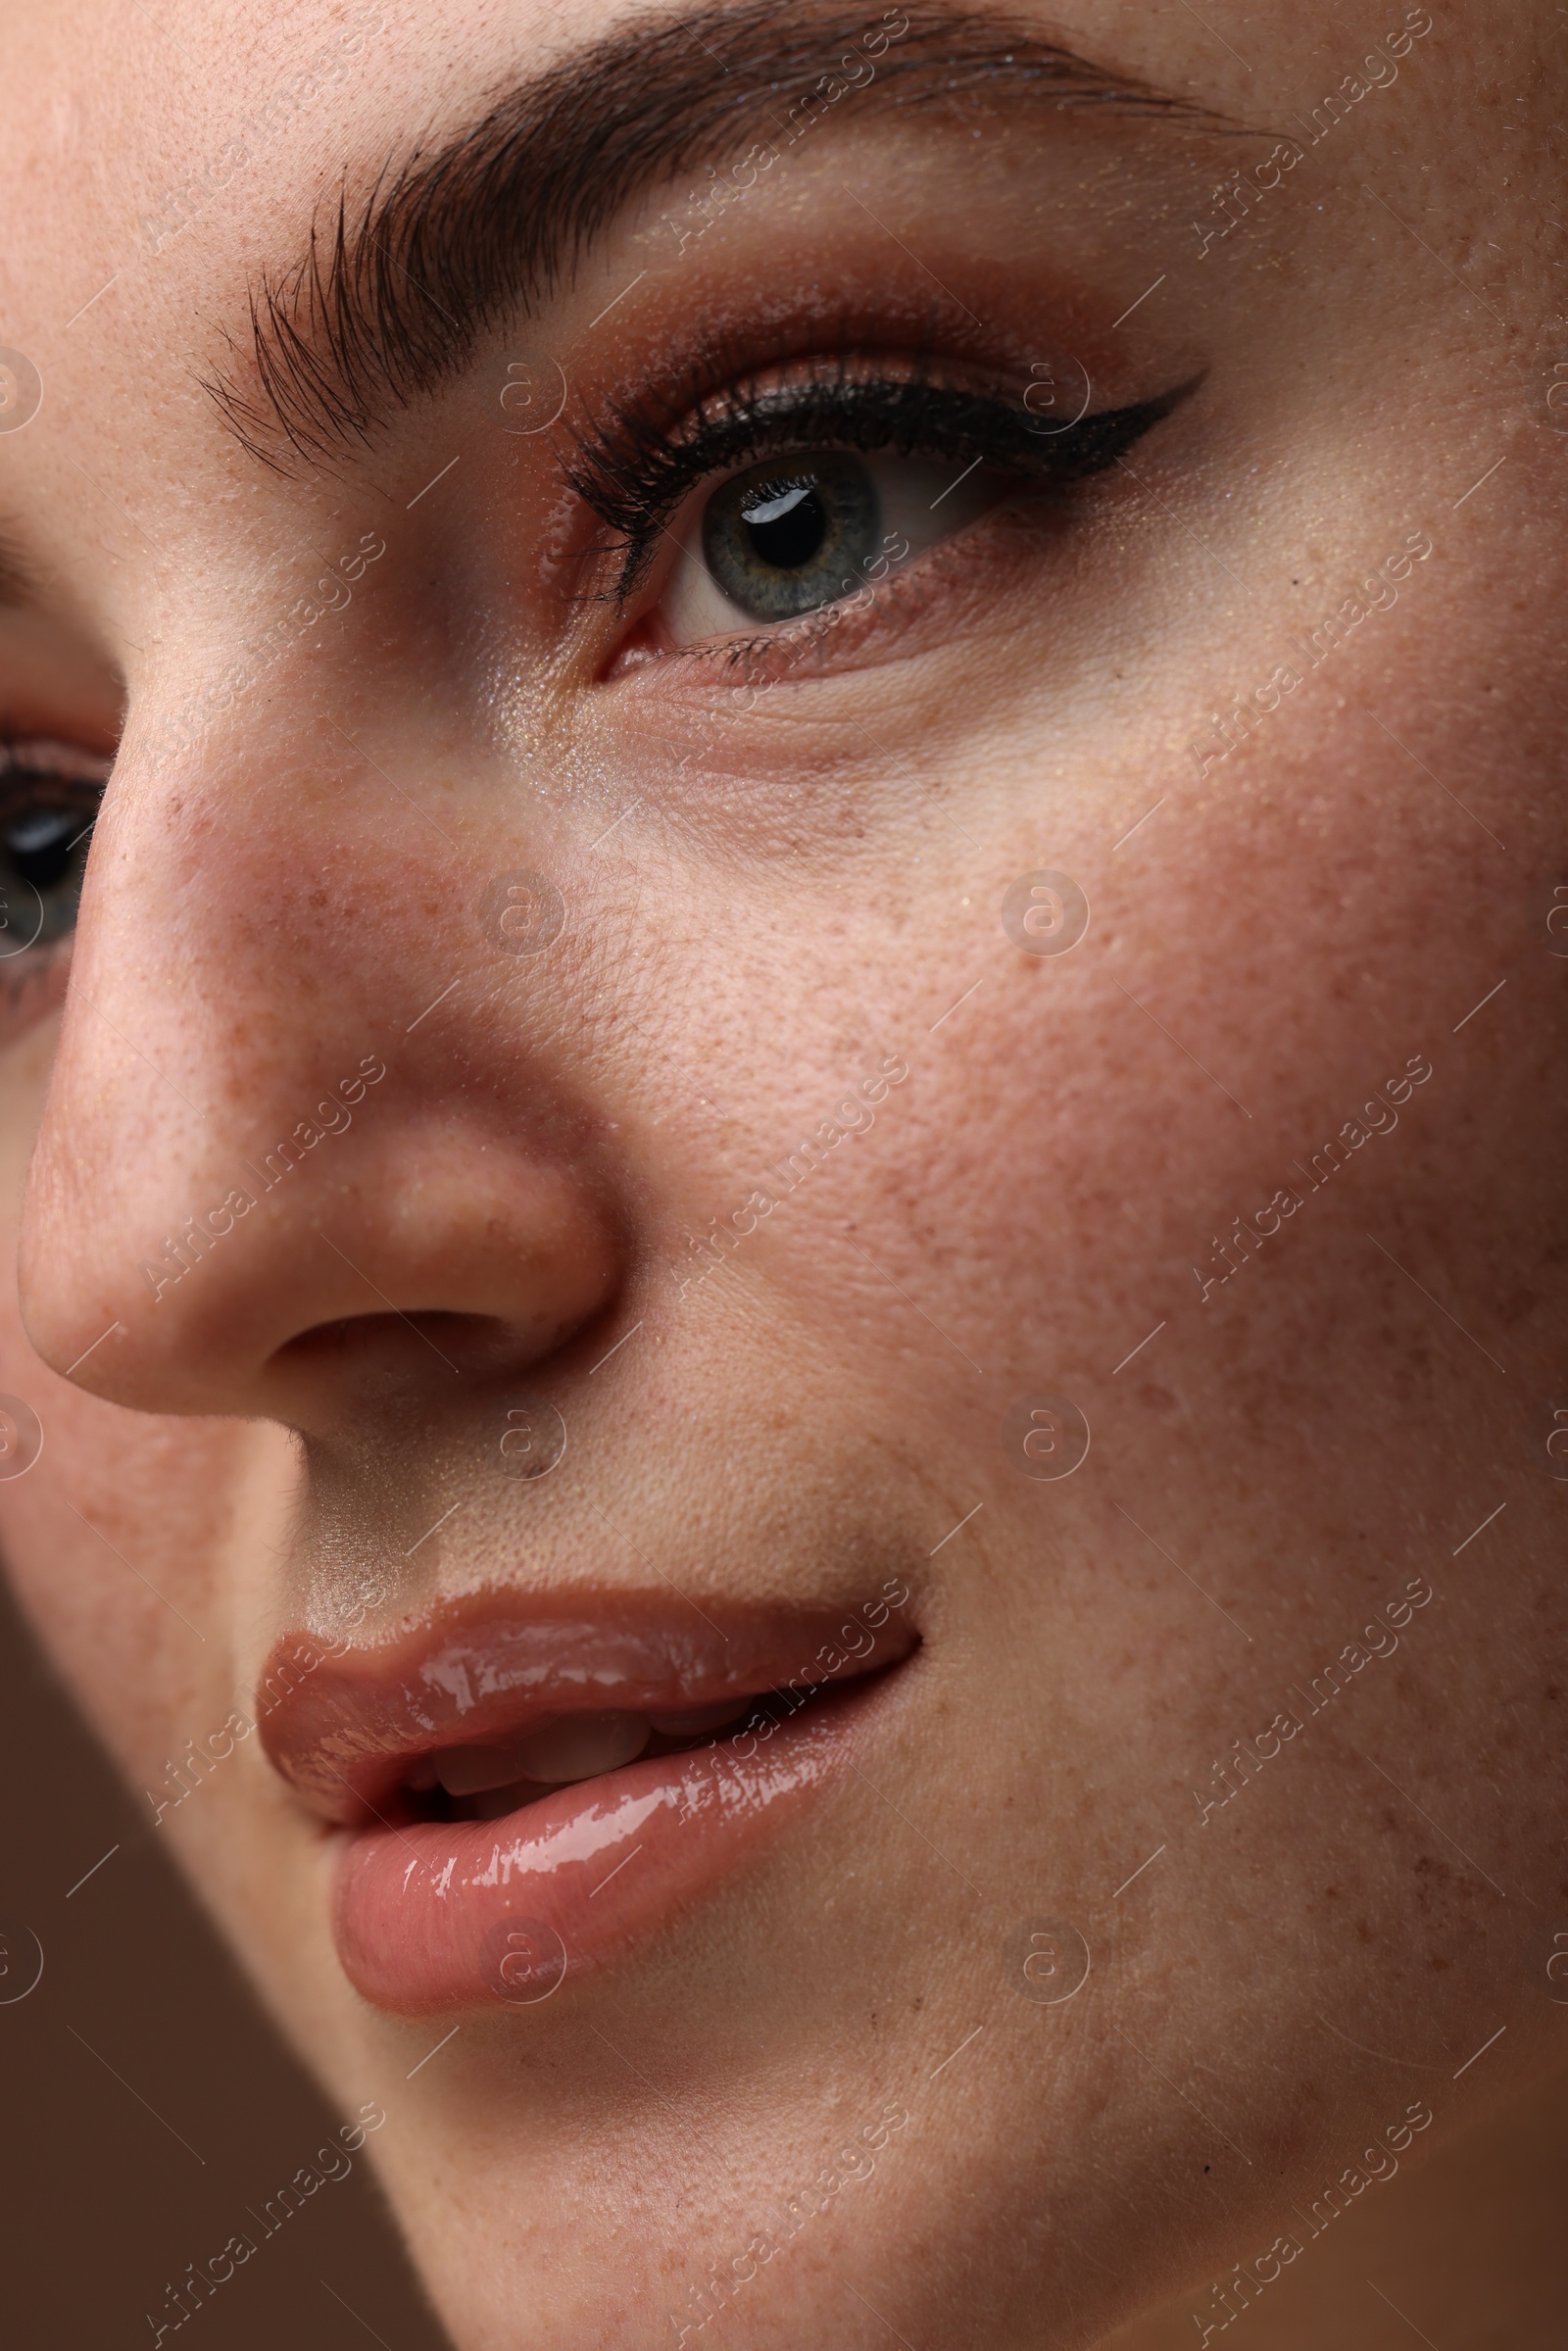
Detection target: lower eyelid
<box><xmin>598</xmin><ymin>380</ymin><xmax>1200</xmax><ymax>686</ymax></box>
<box><xmin>652</xmin><ymin>451</ymin><xmax>1013</xmax><ymax>652</ymax></box>
<box><xmin>611</xmin><ymin>494</ymin><xmax>1055</xmax><ymax>688</ymax></box>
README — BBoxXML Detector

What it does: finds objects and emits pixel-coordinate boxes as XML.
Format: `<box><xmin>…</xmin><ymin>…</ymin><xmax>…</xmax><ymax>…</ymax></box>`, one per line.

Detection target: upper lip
<box><xmin>258</xmin><ymin>1592</ymin><xmax>919</xmax><ymax>1823</ymax></box>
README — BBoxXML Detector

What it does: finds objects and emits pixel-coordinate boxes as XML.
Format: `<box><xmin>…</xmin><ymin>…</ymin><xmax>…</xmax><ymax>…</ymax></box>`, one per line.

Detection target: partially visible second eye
<box><xmin>664</xmin><ymin>445</ymin><xmax>1004</xmax><ymax>641</ymax></box>
<box><xmin>0</xmin><ymin>738</ymin><xmax>110</xmax><ymax>961</ymax></box>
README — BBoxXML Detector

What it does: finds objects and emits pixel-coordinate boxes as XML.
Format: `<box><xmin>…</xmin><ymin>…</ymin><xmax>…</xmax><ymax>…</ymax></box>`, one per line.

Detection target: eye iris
<box><xmin>703</xmin><ymin>451</ymin><xmax>880</xmax><ymax>622</ymax></box>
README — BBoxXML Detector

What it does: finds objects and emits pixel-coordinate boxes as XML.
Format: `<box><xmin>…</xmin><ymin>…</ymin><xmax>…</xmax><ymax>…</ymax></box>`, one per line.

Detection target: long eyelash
<box><xmin>565</xmin><ymin>349</ymin><xmax>1196</xmax><ymax>605</ymax></box>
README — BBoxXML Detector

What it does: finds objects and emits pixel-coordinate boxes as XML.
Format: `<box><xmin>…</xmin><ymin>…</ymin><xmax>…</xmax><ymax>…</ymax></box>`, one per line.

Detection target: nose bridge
<box><xmin>18</xmin><ymin>735</ymin><xmax>620</xmax><ymax>1418</ymax></box>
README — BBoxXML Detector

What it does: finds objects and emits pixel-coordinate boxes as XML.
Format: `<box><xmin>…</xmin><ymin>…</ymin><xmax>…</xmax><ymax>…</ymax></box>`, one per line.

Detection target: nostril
<box><xmin>276</xmin><ymin>1310</ymin><xmax>479</xmax><ymax>1368</ymax></box>
<box><xmin>270</xmin><ymin>1308</ymin><xmax>586</xmax><ymax>1395</ymax></box>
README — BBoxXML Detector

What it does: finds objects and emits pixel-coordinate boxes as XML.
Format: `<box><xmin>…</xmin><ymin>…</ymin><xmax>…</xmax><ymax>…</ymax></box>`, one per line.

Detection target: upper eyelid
<box><xmin>0</xmin><ymin>739</ymin><xmax>116</xmax><ymax>802</ymax></box>
<box><xmin>565</xmin><ymin>368</ymin><xmax>1200</xmax><ymax>605</ymax></box>
<box><xmin>568</xmin><ymin>367</ymin><xmax>1028</xmax><ymax>523</ymax></box>
<box><xmin>0</xmin><ymin>735</ymin><xmax>115</xmax><ymax>767</ymax></box>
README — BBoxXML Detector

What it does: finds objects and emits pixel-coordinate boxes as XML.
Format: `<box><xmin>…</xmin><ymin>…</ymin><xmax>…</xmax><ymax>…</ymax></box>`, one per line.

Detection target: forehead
<box><xmin>0</xmin><ymin>2</ymin><xmax>1479</xmax><ymax>379</ymax></box>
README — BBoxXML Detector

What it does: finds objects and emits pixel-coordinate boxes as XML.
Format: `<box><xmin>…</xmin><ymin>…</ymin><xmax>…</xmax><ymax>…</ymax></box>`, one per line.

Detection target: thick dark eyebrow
<box><xmin>205</xmin><ymin>1</ymin><xmax>1232</xmax><ymax>477</ymax></box>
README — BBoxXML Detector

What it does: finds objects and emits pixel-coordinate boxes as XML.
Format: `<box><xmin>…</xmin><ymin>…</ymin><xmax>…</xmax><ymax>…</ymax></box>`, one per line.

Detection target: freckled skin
<box><xmin>0</xmin><ymin>3</ymin><xmax>1565</xmax><ymax>2347</ymax></box>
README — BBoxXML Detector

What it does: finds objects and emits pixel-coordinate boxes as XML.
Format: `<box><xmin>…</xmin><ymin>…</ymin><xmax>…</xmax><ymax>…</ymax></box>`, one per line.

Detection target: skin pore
<box><xmin>1</xmin><ymin>2</ymin><xmax>1566</xmax><ymax>2345</ymax></box>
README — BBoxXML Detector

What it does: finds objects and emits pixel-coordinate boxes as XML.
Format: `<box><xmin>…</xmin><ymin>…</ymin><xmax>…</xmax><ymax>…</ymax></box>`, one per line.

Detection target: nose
<box><xmin>18</xmin><ymin>726</ymin><xmax>622</xmax><ymax>1428</ymax></box>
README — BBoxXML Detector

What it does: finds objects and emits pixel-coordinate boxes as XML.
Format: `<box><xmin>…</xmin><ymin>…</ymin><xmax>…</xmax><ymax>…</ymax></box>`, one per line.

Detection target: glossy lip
<box><xmin>258</xmin><ymin>1587</ymin><xmax>919</xmax><ymax>2014</ymax></box>
<box><xmin>259</xmin><ymin>1591</ymin><xmax>918</xmax><ymax>1820</ymax></box>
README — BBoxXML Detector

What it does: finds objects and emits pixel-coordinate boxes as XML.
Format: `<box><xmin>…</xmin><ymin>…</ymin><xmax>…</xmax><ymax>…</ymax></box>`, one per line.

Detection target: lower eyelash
<box><xmin>636</xmin><ymin>506</ymin><xmax>1021</xmax><ymax>685</ymax></box>
<box><xmin>565</xmin><ymin>352</ymin><xmax>1199</xmax><ymax>607</ymax></box>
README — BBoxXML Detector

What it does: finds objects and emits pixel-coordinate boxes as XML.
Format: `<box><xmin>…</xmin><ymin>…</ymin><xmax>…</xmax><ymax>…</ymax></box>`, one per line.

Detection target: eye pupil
<box><xmin>741</xmin><ymin>477</ymin><xmax>827</xmax><ymax>571</ymax></box>
<box><xmin>6</xmin><ymin>808</ymin><xmax>81</xmax><ymax>892</ymax></box>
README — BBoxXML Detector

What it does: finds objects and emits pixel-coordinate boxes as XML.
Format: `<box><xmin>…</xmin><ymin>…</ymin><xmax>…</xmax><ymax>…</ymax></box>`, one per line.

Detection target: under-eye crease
<box><xmin>564</xmin><ymin>350</ymin><xmax>1199</xmax><ymax>611</ymax></box>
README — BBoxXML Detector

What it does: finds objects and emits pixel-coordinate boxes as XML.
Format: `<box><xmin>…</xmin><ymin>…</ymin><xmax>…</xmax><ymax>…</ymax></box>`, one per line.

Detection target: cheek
<box><xmin>906</xmin><ymin>706</ymin><xmax>1511</xmax><ymax>1411</ymax></box>
<box><xmin>768</xmin><ymin>680</ymin><xmax>1554</xmax><ymax>1940</ymax></box>
<box><xmin>0</xmin><ymin>1358</ymin><xmax>281</xmax><ymax>1776</ymax></box>
<box><xmin>0</xmin><ymin>1019</ymin><xmax>291</xmax><ymax>1788</ymax></box>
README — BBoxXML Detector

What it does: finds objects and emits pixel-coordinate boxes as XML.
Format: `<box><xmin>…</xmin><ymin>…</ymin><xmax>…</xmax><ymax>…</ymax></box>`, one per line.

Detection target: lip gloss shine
<box><xmin>333</xmin><ymin>1686</ymin><xmax>876</xmax><ymax>2012</ymax></box>
<box><xmin>259</xmin><ymin>1584</ymin><xmax>917</xmax><ymax>2010</ymax></box>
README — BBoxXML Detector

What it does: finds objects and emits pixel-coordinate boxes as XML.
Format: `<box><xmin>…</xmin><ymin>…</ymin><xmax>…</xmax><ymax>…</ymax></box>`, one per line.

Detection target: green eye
<box><xmin>0</xmin><ymin>742</ymin><xmax>107</xmax><ymax>955</ymax></box>
<box><xmin>701</xmin><ymin>451</ymin><xmax>881</xmax><ymax>622</ymax></box>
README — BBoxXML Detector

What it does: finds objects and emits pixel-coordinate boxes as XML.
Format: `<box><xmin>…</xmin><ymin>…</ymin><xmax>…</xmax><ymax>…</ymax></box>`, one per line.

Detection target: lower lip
<box><xmin>333</xmin><ymin>1675</ymin><xmax>891</xmax><ymax>2013</ymax></box>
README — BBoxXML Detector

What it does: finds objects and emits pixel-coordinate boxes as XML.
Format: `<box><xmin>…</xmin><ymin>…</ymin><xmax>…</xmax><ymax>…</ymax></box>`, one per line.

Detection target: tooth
<box><xmin>646</xmin><ymin>1698</ymin><xmax>755</xmax><ymax>1736</ymax></box>
<box><xmin>512</xmin><ymin>1711</ymin><xmax>651</xmax><ymax>1785</ymax></box>
<box><xmin>470</xmin><ymin>1781</ymin><xmax>535</xmax><ymax>1820</ymax></box>
<box><xmin>431</xmin><ymin>1742</ymin><xmax>531</xmax><ymax>1797</ymax></box>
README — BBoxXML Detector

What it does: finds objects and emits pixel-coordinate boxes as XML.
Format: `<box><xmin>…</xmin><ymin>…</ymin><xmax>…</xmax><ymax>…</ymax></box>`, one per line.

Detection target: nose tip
<box><xmin>20</xmin><ymin>1037</ymin><xmax>624</xmax><ymax>1427</ymax></box>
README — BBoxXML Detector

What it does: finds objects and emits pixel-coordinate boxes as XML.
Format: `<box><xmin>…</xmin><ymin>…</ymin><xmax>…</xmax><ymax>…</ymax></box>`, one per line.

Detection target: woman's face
<box><xmin>1</xmin><ymin>1</ymin><xmax>1564</xmax><ymax>2343</ymax></box>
